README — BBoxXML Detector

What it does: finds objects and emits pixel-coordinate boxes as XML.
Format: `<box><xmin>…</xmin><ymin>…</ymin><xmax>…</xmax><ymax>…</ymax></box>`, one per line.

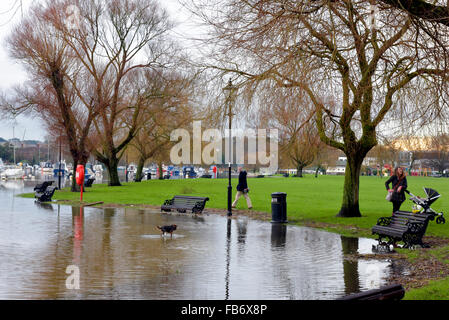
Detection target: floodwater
<box><xmin>0</xmin><ymin>180</ymin><xmax>405</xmax><ymax>300</ymax></box>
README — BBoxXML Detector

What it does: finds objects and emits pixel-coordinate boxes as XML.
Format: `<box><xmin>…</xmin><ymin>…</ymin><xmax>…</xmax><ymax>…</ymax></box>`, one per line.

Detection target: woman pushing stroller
<box><xmin>385</xmin><ymin>167</ymin><xmax>408</xmax><ymax>214</ymax></box>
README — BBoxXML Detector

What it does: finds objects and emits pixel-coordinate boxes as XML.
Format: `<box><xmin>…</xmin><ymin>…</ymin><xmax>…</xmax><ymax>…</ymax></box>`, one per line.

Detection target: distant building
<box><xmin>327</xmin><ymin>156</ymin><xmax>347</xmax><ymax>175</ymax></box>
<box><xmin>363</xmin><ymin>157</ymin><xmax>377</xmax><ymax>167</ymax></box>
<box><xmin>8</xmin><ymin>138</ymin><xmax>21</xmax><ymax>148</ymax></box>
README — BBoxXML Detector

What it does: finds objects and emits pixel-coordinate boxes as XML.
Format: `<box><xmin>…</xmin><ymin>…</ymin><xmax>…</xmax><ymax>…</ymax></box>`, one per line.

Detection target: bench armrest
<box><xmin>163</xmin><ymin>199</ymin><xmax>174</xmax><ymax>206</ymax></box>
<box><xmin>406</xmin><ymin>221</ymin><xmax>425</xmax><ymax>233</ymax></box>
<box><xmin>376</xmin><ymin>217</ymin><xmax>392</xmax><ymax>226</ymax></box>
<box><xmin>192</xmin><ymin>201</ymin><xmax>205</xmax><ymax>212</ymax></box>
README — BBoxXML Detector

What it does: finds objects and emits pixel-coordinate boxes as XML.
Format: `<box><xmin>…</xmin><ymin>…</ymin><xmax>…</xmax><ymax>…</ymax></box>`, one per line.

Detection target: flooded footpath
<box><xmin>0</xmin><ymin>180</ymin><xmax>407</xmax><ymax>299</ymax></box>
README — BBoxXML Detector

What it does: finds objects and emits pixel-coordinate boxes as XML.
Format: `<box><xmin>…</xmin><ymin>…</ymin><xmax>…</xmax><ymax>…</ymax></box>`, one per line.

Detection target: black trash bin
<box><xmin>147</xmin><ymin>172</ymin><xmax>151</xmax><ymax>180</ymax></box>
<box><xmin>271</xmin><ymin>192</ymin><xmax>287</xmax><ymax>223</ymax></box>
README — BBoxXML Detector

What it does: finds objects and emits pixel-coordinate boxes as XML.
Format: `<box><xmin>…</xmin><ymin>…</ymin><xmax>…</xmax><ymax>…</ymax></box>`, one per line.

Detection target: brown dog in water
<box><xmin>156</xmin><ymin>225</ymin><xmax>177</xmax><ymax>238</ymax></box>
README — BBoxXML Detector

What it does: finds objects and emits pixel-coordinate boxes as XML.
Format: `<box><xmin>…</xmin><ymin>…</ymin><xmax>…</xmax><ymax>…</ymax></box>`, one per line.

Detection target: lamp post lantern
<box><xmin>223</xmin><ymin>79</ymin><xmax>238</xmax><ymax>217</ymax></box>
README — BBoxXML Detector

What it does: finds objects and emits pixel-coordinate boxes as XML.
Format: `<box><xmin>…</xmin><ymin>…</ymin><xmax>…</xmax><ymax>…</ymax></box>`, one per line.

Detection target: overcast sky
<box><xmin>0</xmin><ymin>0</ymin><xmax>197</xmax><ymax>141</ymax></box>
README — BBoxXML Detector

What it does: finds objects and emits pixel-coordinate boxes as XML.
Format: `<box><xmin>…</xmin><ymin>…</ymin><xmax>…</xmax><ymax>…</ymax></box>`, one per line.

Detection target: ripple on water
<box><xmin>141</xmin><ymin>234</ymin><xmax>186</xmax><ymax>239</ymax></box>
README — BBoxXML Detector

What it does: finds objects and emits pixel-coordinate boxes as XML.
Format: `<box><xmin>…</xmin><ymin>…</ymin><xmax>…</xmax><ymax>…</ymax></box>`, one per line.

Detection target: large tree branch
<box><xmin>373</xmin><ymin>67</ymin><xmax>449</xmax><ymax>126</ymax></box>
<box><xmin>378</xmin><ymin>0</ymin><xmax>449</xmax><ymax>26</ymax></box>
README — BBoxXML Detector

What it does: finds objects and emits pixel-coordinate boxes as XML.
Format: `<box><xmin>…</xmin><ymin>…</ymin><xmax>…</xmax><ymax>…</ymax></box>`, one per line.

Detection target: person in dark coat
<box><xmin>232</xmin><ymin>167</ymin><xmax>252</xmax><ymax>209</ymax></box>
<box><xmin>385</xmin><ymin>167</ymin><xmax>408</xmax><ymax>214</ymax></box>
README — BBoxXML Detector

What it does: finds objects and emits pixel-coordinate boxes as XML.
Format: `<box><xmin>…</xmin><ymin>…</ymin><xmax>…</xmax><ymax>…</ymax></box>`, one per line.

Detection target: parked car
<box><xmin>183</xmin><ymin>166</ymin><xmax>197</xmax><ymax>178</ymax></box>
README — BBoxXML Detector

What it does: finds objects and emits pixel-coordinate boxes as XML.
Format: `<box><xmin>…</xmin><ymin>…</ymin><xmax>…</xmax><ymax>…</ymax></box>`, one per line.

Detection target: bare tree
<box><xmin>4</xmin><ymin>2</ymin><xmax>97</xmax><ymax>191</ymax></box>
<box><xmin>429</xmin><ymin>133</ymin><xmax>449</xmax><ymax>174</ymax></box>
<box><xmin>47</xmin><ymin>0</ymin><xmax>175</xmax><ymax>186</ymax></box>
<box><xmin>191</xmin><ymin>0</ymin><xmax>449</xmax><ymax>217</ymax></box>
<box><xmin>259</xmin><ymin>87</ymin><xmax>320</xmax><ymax>177</ymax></box>
<box><xmin>130</xmin><ymin>69</ymin><xmax>195</xmax><ymax>182</ymax></box>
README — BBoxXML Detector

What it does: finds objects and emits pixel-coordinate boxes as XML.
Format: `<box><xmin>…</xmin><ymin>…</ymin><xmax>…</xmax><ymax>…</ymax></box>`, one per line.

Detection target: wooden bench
<box><xmin>34</xmin><ymin>181</ymin><xmax>54</xmax><ymax>193</ymax></box>
<box><xmin>338</xmin><ymin>284</ymin><xmax>405</xmax><ymax>301</ymax></box>
<box><xmin>35</xmin><ymin>186</ymin><xmax>57</xmax><ymax>202</ymax></box>
<box><xmin>372</xmin><ymin>211</ymin><xmax>433</xmax><ymax>248</ymax></box>
<box><xmin>161</xmin><ymin>196</ymin><xmax>209</xmax><ymax>214</ymax></box>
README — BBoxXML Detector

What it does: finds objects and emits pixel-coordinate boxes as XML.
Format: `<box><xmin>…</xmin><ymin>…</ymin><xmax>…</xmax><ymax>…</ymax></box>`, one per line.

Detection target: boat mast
<box><xmin>12</xmin><ymin>122</ymin><xmax>16</xmax><ymax>165</ymax></box>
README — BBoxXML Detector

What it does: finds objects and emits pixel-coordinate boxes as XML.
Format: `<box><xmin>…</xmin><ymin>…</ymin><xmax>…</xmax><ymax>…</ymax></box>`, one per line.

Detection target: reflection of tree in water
<box><xmin>101</xmin><ymin>208</ymin><xmax>114</xmax><ymax>285</ymax></box>
<box><xmin>269</xmin><ymin>223</ymin><xmax>295</xmax><ymax>299</ymax></box>
<box><xmin>341</xmin><ymin>236</ymin><xmax>360</xmax><ymax>295</ymax></box>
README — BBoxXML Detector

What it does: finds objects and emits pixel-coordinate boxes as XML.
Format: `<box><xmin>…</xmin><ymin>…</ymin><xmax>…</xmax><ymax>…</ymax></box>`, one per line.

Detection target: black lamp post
<box><xmin>223</xmin><ymin>79</ymin><xmax>237</xmax><ymax>217</ymax></box>
<box><xmin>58</xmin><ymin>135</ymin><xmax>62</xmax><ymax>190</ymax></box>
<box><xmin>125</xmin><ymin>151</ymin><xmax>129</xmax><ymax>183</ymax></box>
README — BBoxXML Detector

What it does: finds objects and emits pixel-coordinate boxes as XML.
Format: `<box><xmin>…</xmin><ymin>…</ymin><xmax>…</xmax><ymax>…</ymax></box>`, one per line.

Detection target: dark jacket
<box><xmin>237</xmin><ymin>171</ymin><xmax>248</xmax><ymax>192</ymax></box>
<box><xmin>385</xmin><ymin>175</ymin><xmax>407</xmax><ymax>203</ymax></box>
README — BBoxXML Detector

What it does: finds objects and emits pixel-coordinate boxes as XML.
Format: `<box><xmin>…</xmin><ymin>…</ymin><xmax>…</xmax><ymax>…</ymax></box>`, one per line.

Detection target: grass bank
<box><xmin>405</xmin><ymin>277</ymin><xmax>449</xmax><ymax>300</ymax></box>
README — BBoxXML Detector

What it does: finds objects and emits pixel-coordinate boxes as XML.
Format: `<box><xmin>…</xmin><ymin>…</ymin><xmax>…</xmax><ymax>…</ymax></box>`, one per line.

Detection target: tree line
<box><xmin>2</xmin><ymin>0</ymin><xmax>449</xmax><ymax>218</ymax></box>
<box><xmin>1</xmin><ymin>0</ymin><xmax>198</xmax><ymax>190</ymax></box>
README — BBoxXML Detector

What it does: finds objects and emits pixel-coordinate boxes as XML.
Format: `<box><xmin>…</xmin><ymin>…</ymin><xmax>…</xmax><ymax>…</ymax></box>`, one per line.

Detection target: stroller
<box><xmin>405</xmin><ymin>188</ymin><xmax>446</xmax><ymax>225</ymax></box>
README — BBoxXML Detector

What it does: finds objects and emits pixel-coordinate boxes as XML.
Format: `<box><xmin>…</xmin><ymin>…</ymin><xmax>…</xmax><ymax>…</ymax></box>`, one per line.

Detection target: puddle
<box><xmin>0</xmin><ymin>180</ymin><xmax>407</xmax><ymax>300</ymax></box>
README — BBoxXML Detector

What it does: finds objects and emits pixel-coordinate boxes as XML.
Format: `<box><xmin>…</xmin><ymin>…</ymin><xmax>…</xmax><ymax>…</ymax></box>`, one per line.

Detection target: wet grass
<box><xmin>404</xmin><ymin>277</ymin><xmax>449</xmax><ymax>300</ymax></box>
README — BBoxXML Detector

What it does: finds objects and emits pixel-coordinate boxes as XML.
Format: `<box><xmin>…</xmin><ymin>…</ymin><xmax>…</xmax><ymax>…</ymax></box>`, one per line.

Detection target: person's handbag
<box><xmin>386</xmin><ymin>191</ymin><xmax>393</xmax><ymax>201</ymax></box>
<box><xmin>386</xmin><ymin>182</ymin><xmax>400</xmax><ymax>202</ymax></box>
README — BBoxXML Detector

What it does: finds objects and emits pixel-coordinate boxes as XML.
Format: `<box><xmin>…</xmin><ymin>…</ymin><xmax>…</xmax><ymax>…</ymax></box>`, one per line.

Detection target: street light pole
<box><xmin>58</xmin><ymin>134</ymin><xmax>62</xmax><ymax>190</ymax></box>
<box><xmin>223</xmin><ymin>79</ymin><xmax>237</xmax><ymax>217</ymax></box>
<box><xmin>125</xmin><ymin>150</ymin><xmax>128</xmax><ymax>183</ymax></box>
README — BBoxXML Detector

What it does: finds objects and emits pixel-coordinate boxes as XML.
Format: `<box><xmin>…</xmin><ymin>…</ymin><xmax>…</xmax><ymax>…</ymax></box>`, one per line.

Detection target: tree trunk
<box><xmin>337</xmin><ymin>154</ymin><xmax>363</xmax><ymax>218</ymax></box>
<box><xmin>158</xmin><ymin>161</ymin><xmax>164</xmax><ymax>180</ymax></box>
<box><xmin>105</xmin><ymin>156</ymin><xmax>121</xmax><ymax>186</ymax></box>
<box><xmin>296</xmin><ymin>164</ymin><xmax>304</xmax><ymax>177</ymax></box>
<box><xmin>70</xmin><ymin>154</ymin><xmax>88</xmax><ymax>192</ymax></box>
<box><xmin>71</xmin><ymin>166</ymin><xmax>80</xmax><ymax>192</ymax></box>
<box><xmin>135</xmin><ymin>157</ymin><xmax>145</xmax><ymax>182</ymax></box>
<box><xmin>315</xmin><ymin>165</ymin><xmax>321</xmax><ymax>178</ymax></box>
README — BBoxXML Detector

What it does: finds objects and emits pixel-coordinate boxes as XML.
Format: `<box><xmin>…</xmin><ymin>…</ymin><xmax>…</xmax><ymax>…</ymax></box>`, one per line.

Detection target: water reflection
<box><xmin>35</xmin><ymin>202</ymin><xmax>55</xmax><ymax>211</ymax></box>
<box><xmin>236</xmin><ymin>218</ymin><xmax>248</xmax><ymax>245</ymax></box>
<box><xmin>0</xmin><ymin>180</ymin><xmax>405</xmax><ymax>300</ymax></box>
<box><xmin>341</xmin><ymin>236</ymin><xmax>360</xmax><ymax>295</ymax></box>
<box><xmin>72</xmin><ymin>207</ymin><xmax>84</xmax><ymax>266</ymax></box>
<box><xmin>271</xmin><ymin>224</ymin><xmax>287</xmax><ymax>248</ymax></box>
<box><xmin>225</xmin><ymin>218</ymin><xmax>232</xmax><ymax>300</ymax></box>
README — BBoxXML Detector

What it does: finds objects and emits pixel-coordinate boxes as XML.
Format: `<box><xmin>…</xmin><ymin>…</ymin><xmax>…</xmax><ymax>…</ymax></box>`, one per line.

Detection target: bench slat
<box><xmin>162</xmin><ymin>195</ymin><xmax>209</xmax><ymax>214</ymax></box>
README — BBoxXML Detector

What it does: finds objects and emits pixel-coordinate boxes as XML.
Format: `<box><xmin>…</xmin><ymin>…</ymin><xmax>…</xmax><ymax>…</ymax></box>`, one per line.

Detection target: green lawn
<box><xmin>405</xmin><ymin>278</ymin><xmax>449</xmax><ymax>300</ymax></box>
<box><xmin>22</xmin><ymin>174</ymin><xmax>449</xmax><ymax>238</ymax></box>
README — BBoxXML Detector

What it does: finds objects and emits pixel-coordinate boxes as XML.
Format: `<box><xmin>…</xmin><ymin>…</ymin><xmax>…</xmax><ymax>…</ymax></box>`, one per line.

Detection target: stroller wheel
<box><xmin>436</xmin><ymin>216</ymin><xmax>446</xmax><ymax>225</ymax></box>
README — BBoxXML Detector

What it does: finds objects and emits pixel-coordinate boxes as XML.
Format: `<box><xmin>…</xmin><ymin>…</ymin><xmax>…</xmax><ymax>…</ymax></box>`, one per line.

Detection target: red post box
<box><xmin>76</xmin><ymin>165</ymin><xmax>85</xmax><ymax>201</ymax></box>
<box><xmin>76</xmin><ymin>165</ymin><xmax>85</xmax><ymax>186</ymax></box>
